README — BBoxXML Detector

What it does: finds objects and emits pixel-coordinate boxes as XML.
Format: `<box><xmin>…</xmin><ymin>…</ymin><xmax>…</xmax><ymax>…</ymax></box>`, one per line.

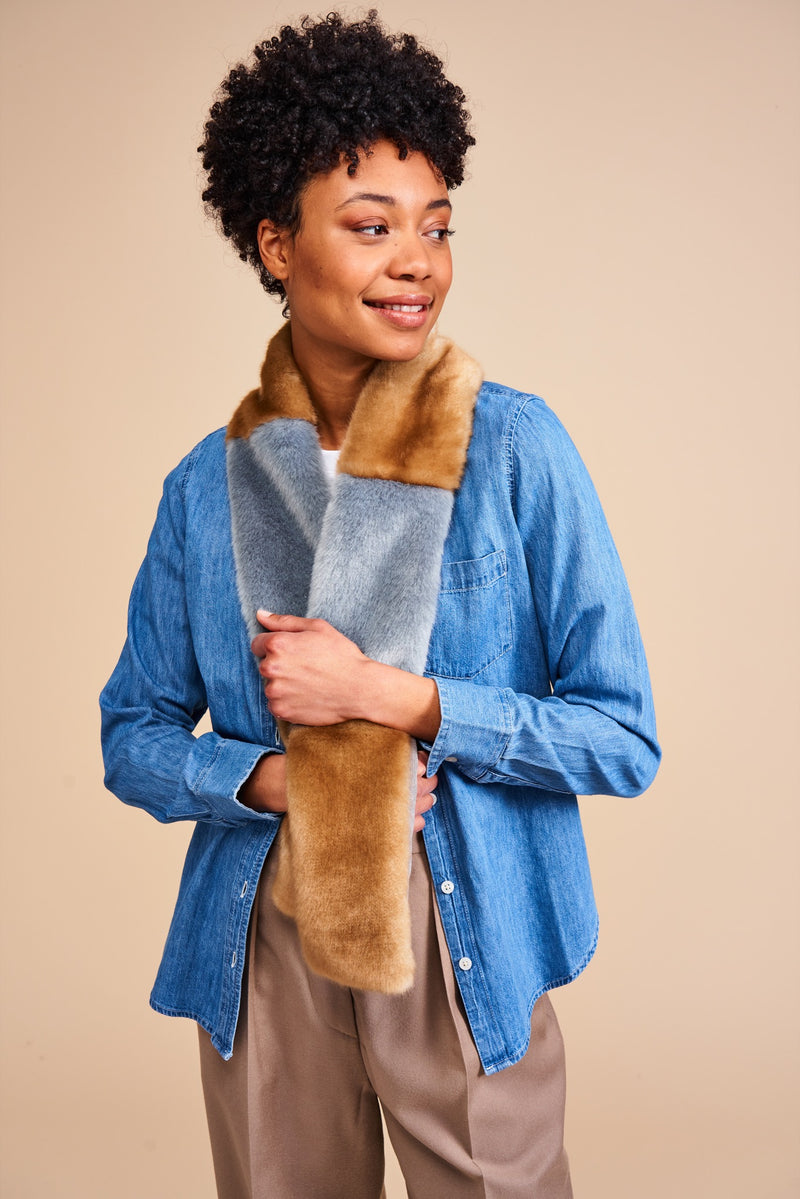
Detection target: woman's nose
<box><xmin>387</xmin><ymin>232</ymin><xmax>432</xmax><ymax>280</ymax></box>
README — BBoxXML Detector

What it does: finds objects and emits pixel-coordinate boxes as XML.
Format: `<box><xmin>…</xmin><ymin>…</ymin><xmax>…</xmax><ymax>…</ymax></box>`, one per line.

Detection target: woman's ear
<box><xmin>257</xmin><ymin>219</ymin><xmax>292</xmax><ymax>280</ymax></box>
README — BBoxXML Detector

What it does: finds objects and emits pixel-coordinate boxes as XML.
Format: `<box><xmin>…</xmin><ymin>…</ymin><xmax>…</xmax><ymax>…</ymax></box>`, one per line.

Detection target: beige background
<box><xmin>1</xmin><ymin>0</ymin><xmax>798</xmax><ymax>1195</ymax></box>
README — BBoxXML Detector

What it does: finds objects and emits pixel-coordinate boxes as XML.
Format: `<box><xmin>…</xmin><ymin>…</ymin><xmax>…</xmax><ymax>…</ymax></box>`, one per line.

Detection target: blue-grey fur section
<box><xmin>248</xmin><ymin>420</ymin><xmax>330</xmax><ymax>547</ymax></box>
<box><xmin>227</xmin><ymin>430</ymin><xmax>324</xmax><ymax>639</ymax></box>
<box><xmin>307</xmin><ymin>475</ymin><xmax>454</xmax><ymax>672</ymax></box>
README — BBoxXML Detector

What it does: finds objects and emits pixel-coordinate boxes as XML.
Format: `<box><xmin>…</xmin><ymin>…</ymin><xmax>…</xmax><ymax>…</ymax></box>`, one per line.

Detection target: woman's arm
<box><xmin>101</xmin><ymin>454</ymin><xmax>440</xmax><ymax>826</ymax></box>
<box><xmin>423</xmin><ymin>399</ymin><xmax>661</xmax><ymax>796</ymax></box>
<box><xmin>100</xmin><ymin>457</ymin><xmax>280</xmax><ymax>826</ymax></box>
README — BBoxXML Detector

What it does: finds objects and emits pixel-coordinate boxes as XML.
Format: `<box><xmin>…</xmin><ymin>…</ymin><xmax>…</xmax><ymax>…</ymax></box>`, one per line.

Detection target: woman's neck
<box><xmin>289</xmin><ymin>326</ymin><xmax>376</xmax><ymax>450</ymax></box>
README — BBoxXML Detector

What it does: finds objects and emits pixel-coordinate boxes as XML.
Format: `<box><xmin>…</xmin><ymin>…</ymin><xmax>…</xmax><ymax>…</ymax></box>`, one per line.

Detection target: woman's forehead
<box><xmin>300</xmin><ymin>141</ymin><xmax>449</xmax><ymax>213</ymax></box>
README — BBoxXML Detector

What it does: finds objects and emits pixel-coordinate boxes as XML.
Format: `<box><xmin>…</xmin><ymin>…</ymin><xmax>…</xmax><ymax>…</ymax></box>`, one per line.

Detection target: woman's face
<box><xmin>259</xmin><ymin>140</ymin><xmax>454</xmax><ymax>376</ymax></box>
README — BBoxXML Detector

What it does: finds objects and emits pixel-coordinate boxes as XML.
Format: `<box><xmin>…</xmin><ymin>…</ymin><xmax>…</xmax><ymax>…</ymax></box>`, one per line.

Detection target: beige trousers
<box><xmin>198</xmin><ymin>832</ymin><xmax>573</xmax><ymax>1199</ymax></box>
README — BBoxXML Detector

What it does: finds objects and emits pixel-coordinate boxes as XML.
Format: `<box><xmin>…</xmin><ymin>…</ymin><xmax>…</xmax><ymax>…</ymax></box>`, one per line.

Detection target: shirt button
<box><xmin>239</xmin><ymin>881</ymin><xmax>248</xmax><ymax>898</ymax></box>
<box><xmin>441</xmin><ymin>880</ymin><xmax>455</xmax><ymax>894</ymax></box>
<box><xmin>230</xmin><ymin>952</ymin><xmax>237</xmax><ymax>968</ymax></box>
<box><xmin>445</xmin><ymin>756</ymin><xmax>458</xmax><ymax>762</ymax></box>
<box><xmin>458</xmin><ymin>957</ymin><xmax>472</xmax><ymax>972</ymax></box>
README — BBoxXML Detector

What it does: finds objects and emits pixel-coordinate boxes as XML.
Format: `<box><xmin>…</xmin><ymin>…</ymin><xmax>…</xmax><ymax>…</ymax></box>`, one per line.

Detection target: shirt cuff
<box><xmin>185</xmin><ymin>734</ymin><xmax>282</xmax><ymax>825</ymax></box>
<box><xmin>424</xmin><ymin>678</ymin><xmax>511</xmax><ymax>779</ymax></box>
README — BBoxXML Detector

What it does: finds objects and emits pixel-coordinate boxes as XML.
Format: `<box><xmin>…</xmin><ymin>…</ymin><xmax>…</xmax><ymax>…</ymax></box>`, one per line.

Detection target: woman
<box><xmin>101</xmin><ymin>13</ymin><xmax>660</xmax><ymax>1197</ymax></box>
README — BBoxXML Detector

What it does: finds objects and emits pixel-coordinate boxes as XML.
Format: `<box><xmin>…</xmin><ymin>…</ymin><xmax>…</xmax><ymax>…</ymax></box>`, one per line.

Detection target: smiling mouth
<box><xmin>364</xmin><ymin>301</ymin><xmax>430</xmax><ymax>312</ymax></box>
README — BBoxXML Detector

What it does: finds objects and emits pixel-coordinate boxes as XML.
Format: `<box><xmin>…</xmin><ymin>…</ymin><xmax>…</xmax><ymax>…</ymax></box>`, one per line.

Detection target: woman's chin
<box><xmin>370</xmin><ymin>326</ymin><xmax>438</xmax><ymax>363</ymax></box>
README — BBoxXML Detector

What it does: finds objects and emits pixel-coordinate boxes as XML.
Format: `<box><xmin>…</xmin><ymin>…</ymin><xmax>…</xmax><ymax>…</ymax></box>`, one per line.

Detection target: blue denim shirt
<box><xmin>100</xmin><ymin>382</ymin><xmax>660</xmax><ymax>1074</ymax></box>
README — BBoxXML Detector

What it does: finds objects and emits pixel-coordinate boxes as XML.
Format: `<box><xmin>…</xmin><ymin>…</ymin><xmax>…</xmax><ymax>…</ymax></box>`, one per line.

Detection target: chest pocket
<box><xmin>425</xmin><ymin>549</ymin><xmax>512</xmax><ymax>679</ymax></box>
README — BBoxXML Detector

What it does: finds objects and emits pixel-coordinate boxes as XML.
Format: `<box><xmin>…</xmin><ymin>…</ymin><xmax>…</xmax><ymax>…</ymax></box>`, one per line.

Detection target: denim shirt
<box><xmin>100</xmin><ymin>382</ymin><xmax>660</xmax><ymax>1074</ymax></box>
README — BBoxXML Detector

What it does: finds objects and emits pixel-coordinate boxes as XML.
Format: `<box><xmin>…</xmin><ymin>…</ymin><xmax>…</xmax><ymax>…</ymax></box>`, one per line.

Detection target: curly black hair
<box><xmin>199</xmin><ymin>11</ymin><xmax>474</xmax><ymax>303</ymax></box>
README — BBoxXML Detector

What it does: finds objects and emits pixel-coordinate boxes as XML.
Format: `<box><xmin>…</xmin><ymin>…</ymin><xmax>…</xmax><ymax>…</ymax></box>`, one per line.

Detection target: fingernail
<box><xmin>257</xmin><ymin>608</ymin><xmax>272</xmax><ymax>618</ymax></box>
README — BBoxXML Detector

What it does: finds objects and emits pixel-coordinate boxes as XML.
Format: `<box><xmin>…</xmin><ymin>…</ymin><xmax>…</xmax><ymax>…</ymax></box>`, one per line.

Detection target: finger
<box><xmin>415</xmin><ymin>774</ymin><xmax>437</xmax><ymax>805</ymax></box>
<box><xmin>415</xmin><ymin>790</ymin><xmax>437</xmax><ymax>816</ymax></box>
<box><xmin>250</xmin><ymin>632</ymin><xmax>272</xmax><ymax>657</ymax></box>
<box><xmin>256</xmin><ymin>609</ymin><xmax>312</xmax><ymax>632</ymax></box>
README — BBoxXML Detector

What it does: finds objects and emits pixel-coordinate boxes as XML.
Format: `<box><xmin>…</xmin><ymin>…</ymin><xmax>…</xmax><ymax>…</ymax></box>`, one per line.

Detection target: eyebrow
<box><xmin>335</xmin><ymin>193</ymin><xmax>452</xmax><ymax>212</ymax></box>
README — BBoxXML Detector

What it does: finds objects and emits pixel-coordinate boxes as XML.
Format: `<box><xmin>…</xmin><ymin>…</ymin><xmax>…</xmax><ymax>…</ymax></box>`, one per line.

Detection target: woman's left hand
<box><xmin>251</xmin><ymin>610</ymin><xmax>442</xmax><ymax>743</ymax></box>
<box><xmin>414</xmin><ymin>750</ymin><xmax>438</xmax><ymax>832</ymax></box>
<box><xmin>251</xmin><ymin>610</ymin><xmax>368</xmax><ymax>725</ymax></box>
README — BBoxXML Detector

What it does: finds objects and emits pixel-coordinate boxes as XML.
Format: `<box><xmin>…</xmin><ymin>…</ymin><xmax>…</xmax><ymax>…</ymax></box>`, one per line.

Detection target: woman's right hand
<box><xmin>238</xmin><ymin>747</ymin><xmax>437</xmax><ymax>826</ymax></box>
<box><xmin>238</xmin><ymin>752</ymin><xmax>288</xmax><ymax>813</ymax></box>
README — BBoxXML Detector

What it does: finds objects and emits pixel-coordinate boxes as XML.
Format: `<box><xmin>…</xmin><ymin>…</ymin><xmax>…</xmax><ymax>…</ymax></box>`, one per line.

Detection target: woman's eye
<box><xmin>354</xmin><ymin>223</ymin><xmax>454</xmax><ymax>240</ymax></box>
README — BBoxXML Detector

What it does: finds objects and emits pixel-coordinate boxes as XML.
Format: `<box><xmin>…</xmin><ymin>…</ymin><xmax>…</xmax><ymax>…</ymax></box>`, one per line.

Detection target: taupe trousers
<box><xmin>198</xmin><ymin>832</ymin><xmax>573</xmax><ymax>1199</ymax></box>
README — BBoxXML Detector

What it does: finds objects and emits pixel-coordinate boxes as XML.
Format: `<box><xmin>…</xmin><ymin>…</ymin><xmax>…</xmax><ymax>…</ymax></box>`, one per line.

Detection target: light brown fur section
<box><xmin>338</xmin><ymin>336</ymin><xmax>482</xmax><ymax>489</ymax></box>
<box><xmin>227</xmin><ymin>325</ymin><xmax>482</xmax><ymax>493</ymax></box>
<box><xmin>272</xmin><ymin>721</ymin><xmax>416</xmax><ymax>993</ymax></box>
<box><xmin>226</xmin><ymin>324</ymin><xmax>316</xmax><ymax>440</ymax></box>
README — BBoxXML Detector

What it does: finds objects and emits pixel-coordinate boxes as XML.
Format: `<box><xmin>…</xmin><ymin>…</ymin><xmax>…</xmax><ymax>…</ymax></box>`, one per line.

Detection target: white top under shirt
<box><xmin>320</xmin><ymin>448</ymin><xmax>340</xmax><ymax>482</ymax></box>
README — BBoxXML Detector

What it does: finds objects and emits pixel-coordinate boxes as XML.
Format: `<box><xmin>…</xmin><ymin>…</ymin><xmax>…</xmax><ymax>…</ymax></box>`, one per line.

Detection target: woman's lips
<box><xmin>364</xmin><ymin>297</ymin><xmax>432</xmax><ymax>329</ymax></box>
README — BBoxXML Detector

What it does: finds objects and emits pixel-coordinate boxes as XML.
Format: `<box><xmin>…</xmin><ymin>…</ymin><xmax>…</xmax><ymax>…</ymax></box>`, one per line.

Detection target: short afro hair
<box><xmin>198</xmin><ymin>11</ymin><xmax>474</xmax><ymax>303</ymax></box>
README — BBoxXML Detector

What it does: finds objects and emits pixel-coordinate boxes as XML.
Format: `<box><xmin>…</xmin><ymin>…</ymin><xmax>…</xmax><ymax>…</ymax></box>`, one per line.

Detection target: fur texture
<box><xmin>338</xmin><ymin>335</ymin><xmax>483</xmax><ymax>489</ymax></box>
<box><xmin>271</xmin><ymin>720</ymin><xmax>418</xmax><ymax>991</ymax></box>
<box><xmin>226</xmin><ymin>326</ymin><xmax>316</xmax><ymax>439</ymax></box>
<box><xmin>308</xmin><ymin>476</ymin><xmax>454</xmax><ymax>667</ymax></box>
<box><xmin>226</xmin><ymin>325</ymin><xmax>482</xmax><ymax>992</ymax></box>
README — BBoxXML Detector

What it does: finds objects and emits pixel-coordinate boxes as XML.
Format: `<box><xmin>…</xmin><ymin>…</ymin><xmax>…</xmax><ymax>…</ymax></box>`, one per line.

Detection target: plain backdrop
<box><xmin>1</xmin><ymin>1</ymin><xmax>798</xmax><ymax>1196</ymax></box>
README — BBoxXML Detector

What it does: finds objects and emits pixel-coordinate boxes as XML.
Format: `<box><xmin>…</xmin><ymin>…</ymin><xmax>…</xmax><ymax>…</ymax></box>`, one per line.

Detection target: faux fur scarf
<box><xmin>226</xmin><ymin>324</ymin><xmax>482</xmax><ymax>993</ymax></box>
